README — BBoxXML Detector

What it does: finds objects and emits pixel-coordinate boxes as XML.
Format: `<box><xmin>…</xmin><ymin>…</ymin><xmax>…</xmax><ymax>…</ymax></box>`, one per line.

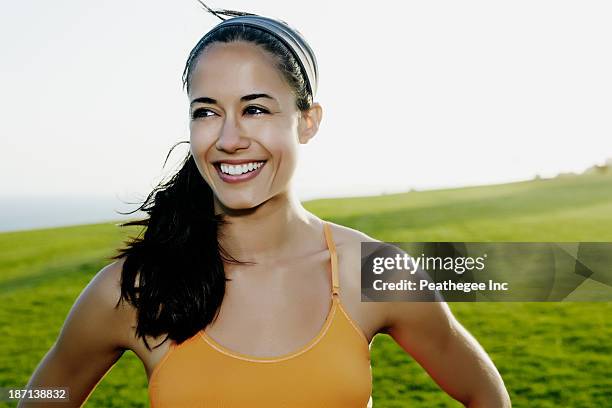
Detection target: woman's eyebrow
<box><xmin>189</xmin><ymin>93</ymin><xmax>276</xmax><ymax>106</ymax></box>
<box><xmin>240</xmin><ymin>93</ymin><xmax>275</xmax><ymax>102</ymax></box>
<box><xmin>190</xmin><ymin>96</ymin><xmax>217</xmax><ymax>106</ymax></box>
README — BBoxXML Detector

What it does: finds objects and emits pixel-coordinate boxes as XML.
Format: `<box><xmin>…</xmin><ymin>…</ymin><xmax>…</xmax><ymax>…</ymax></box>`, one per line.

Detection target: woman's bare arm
<box><xmin>18</xmin><ymin>259</ymin><xmax>134</xmax><ymax>408</ymax></box>
<box><xmin>382</xmin><ymin>300</ymin><xmax>511</xmax><ymax>407</ymax></box>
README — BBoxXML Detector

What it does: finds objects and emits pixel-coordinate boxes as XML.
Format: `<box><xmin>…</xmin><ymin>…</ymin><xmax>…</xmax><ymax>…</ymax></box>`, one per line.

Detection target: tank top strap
<box><xmin>323</xmin><ymin>222</ymin><xmax>340</xmax><ymax>298</ymax></box>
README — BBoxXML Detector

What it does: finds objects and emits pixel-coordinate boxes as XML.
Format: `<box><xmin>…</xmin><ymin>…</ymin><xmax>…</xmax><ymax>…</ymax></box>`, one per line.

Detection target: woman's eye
<box><xmin>191</xmin><ymin>106</ymin><xmax>269</xmax><ymax>120</ymax></box>
<box><xmin>191</xmin><ymin>108</ymin><xmax>215</xmax><ymax>119</ymax></box>
<box><xmin>244</xmin><ymin>106</ymin><xmax>269</xmax><ymax>115</ymax></box>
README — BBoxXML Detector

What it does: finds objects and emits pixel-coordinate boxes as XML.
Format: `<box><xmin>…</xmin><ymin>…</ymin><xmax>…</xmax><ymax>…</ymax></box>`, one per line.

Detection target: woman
<box><xmin>21</xmin><ymin>5</ymin><xmax>511</xmax><ymax>408</ymax></box>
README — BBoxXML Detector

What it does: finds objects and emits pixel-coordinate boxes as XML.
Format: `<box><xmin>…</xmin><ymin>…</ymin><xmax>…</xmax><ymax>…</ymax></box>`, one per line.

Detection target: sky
<box><xmin>1</xmin><ymin>0</ymin><xmax>611</xmax><ymax>205</ymax></box>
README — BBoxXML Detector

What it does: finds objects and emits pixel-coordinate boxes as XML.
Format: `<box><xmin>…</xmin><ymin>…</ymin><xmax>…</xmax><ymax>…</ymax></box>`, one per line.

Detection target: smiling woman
<box><xmin>188</xmin><ymin>39</ymin><xmax>317</xmax><ymax>210</ymax></box>
<box><xmin>19</xmin><ymin>3</ymin><xmax>510</xmax><ymax>408</ymax></box>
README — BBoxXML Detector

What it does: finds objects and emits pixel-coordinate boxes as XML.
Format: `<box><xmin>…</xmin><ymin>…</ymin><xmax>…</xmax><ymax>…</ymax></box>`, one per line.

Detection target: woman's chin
<box><xmin>214</xmin><ymin>195</ymin><xmax>266</xmax><ymax>213</ymax></box>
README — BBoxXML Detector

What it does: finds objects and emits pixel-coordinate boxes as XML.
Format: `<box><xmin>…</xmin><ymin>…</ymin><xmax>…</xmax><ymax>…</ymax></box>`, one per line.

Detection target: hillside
<box><xmin>1</xmin><ymin>172</ymin><xmax>611</xmax><ymax>407</ymax></box>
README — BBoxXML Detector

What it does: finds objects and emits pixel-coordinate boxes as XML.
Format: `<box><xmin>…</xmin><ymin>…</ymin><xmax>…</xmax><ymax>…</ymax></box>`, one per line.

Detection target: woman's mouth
<box><xmin>214</xmin><ymin>160</ymin><xmax>267</xmax><ymax>184</ymax></box>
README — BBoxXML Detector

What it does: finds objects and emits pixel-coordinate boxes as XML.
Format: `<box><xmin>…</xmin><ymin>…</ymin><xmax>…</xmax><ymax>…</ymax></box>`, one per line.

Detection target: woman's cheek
<box><xmin>273</xmin><ymin>143</ymin><xmax>299</xmax><ymax>185</ymax></box>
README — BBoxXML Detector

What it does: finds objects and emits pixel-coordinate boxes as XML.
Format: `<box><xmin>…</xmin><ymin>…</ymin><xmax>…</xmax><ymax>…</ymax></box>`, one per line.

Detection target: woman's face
<box><xmin>188</xmin><ymin>40</ymin><xmax>311</xmax><ymax>211</ymax></box>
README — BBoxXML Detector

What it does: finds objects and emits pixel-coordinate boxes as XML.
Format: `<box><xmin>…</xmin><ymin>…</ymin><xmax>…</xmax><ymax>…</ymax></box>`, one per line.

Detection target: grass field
<box><xmin>1</xmin><ymin>172</ymin><xmax>611</xmax><ymax>407</ymax></box>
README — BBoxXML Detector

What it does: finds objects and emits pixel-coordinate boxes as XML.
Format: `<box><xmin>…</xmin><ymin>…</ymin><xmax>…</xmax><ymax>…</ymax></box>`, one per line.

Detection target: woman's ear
<box><xmin>297</xmin><ymin>102</ymin><xmax>323</xmax><ymax>144</ymax></box>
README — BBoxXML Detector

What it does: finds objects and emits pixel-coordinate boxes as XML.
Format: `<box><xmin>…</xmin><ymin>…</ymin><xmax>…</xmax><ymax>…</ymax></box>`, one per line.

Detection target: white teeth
<box><xmin>219</xmin><ymin>161</ymin><xmax>264</xmax><ymax>176</ymax></box>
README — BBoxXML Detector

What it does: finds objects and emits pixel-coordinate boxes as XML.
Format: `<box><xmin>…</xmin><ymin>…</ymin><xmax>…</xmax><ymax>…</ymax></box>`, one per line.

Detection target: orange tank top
<box><xmin>148</xmin><ymin>222</ymin><xmax>373</xmax><ymax>407</ymax></box>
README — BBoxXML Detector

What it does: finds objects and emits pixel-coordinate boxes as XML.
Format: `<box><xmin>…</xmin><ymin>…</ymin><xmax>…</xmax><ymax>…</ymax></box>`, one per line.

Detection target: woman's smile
<box><xmin>213</xmin><ymin>159</ymin><xmax>268</xmax><ymax>184</ymax></box>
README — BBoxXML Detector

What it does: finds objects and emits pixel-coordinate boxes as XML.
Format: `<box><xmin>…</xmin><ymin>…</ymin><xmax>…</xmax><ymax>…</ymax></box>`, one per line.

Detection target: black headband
<box><xmin>201</xmin><ymin>15</ymin><xmax>318</xmax><ymax>97</ymax></box>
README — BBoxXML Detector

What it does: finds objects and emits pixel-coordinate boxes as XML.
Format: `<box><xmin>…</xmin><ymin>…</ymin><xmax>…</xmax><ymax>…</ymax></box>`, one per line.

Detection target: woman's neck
<box><xmin>214</xmin><ymin>190</ymin><xmax>321</xmax><ymax>263</ymax></box>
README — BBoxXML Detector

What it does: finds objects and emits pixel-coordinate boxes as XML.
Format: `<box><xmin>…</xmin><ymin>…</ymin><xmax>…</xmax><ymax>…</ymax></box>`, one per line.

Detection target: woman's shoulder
<box><xmin>326</xmin><ymin>221</ymin><xmax>379</xmax><ymax>246</ymax></box>
<box><xmin>322</xmin><ymin>221</ymin><xmax>381</xmax><ymax>270</ymax></box>
<box><xmin>323</xmin><ymin>222</ymin><xmax>389</xmax><ymax>339</ymax></box>
<box><xmin>84</xmin><ymin>258</ymin><xmax>138</xmax><ymax>347</ymax></box>
<box><xmin>44</xmin><ymin>257</ymin><xmax>138</xmax><ymax>365</ymax></box>
<box><xmin>325</xmin><ymin>221</ymin><xmax>385</xmax><ymax>264</ymax></box>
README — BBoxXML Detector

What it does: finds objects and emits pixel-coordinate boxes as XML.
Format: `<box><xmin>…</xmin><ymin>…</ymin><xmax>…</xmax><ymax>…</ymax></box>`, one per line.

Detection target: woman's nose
<box><xmin>215</xmin><ymin>117</ymin><xmax>250</xmax><ymax>153</ymax></box>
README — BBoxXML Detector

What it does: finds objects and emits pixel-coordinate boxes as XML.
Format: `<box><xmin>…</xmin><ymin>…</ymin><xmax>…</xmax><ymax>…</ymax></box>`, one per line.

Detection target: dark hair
<box><xmin>182</xmin><ymin>20</ymin><xmax>313</xmax><ymax>110</ymax></box>
<box><xmin>111</xmin><ymin>5</ymin><xmax>314</xmax><ymax>350</ymax></box>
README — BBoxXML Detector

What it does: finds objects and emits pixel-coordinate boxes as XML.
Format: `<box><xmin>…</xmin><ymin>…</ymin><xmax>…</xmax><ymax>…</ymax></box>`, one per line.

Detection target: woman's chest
<box><xmin>130</xmin><ymin>249</ymin><xmax>384</xmax><ymax>382</ymax></box>
<box><xmin>147</xmin><ymin>297</ymin><xmax>373</xmax><ymax>408</ymax></box>
<box><xmin>134</xmin><ymin>301</ymin><xmax>377</xmax><ymax>380</ymax></box>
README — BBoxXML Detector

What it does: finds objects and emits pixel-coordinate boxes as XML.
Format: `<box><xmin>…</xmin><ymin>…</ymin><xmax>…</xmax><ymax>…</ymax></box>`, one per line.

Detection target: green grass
<box><xmin>1</xmin><ymin>172</ymin><xmax>612</xmax><ymax>407</ymax></box>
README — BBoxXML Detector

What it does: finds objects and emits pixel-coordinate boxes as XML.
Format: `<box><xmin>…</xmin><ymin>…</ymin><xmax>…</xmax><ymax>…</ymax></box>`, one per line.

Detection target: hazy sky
<box><xmin>2</xmin><ymin>0</ymin><xmax>611</xmax><ymax>202</ymax></box>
